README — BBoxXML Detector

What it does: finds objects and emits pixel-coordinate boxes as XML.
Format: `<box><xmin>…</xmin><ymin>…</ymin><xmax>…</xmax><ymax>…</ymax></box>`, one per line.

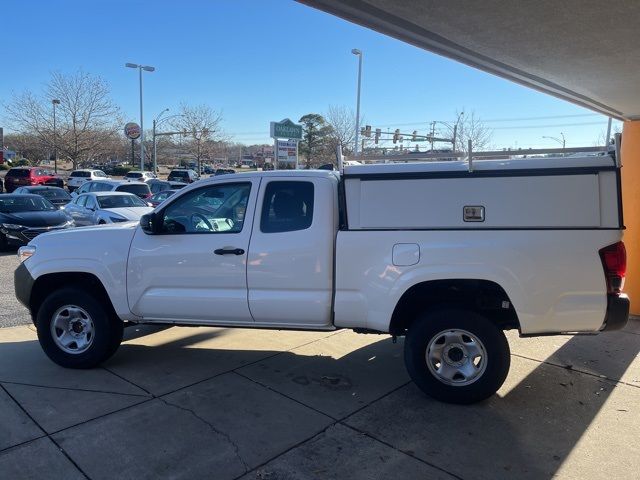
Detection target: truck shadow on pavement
<box><xmin>0</xmin><ymin>327</ymin><xmax>638</xmax><ymax>479</ymax></box>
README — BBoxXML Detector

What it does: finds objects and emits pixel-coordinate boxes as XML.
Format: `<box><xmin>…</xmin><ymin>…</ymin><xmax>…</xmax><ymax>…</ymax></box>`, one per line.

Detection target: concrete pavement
<box><xmin>0</xmin><ymin>321</ymin><xmax>638</xmax><ymax>479</ymax></box>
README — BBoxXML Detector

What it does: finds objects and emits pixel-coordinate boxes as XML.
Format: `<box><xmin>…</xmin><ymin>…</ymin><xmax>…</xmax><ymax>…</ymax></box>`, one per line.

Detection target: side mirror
<box><xmin>140</xmin><ymin>212</ymin><xmax>160</xmax><ymax>234</ymax></box>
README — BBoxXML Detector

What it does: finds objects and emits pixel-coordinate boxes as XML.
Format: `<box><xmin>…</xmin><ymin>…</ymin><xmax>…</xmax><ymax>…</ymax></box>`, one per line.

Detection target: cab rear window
<box><xmin>70</xmin><ymin>171</ymin><xmax>91</xmax><ymax>178</ymax></box>
<box><xmin>117</xmin><ymin>184</ymin><xmax>150</xmax><ymax>195</ymax></box>
<box><xmin>6</xmin><ymin>169</ymin><xmax>31</xmax><ymax>178</ymax></box>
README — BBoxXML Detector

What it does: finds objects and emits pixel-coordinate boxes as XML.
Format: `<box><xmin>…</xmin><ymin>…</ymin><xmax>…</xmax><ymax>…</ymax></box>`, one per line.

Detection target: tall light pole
<box><xmin>52</xmin><ymin>99</ymin><xmax>60</xmax><ymax>173</ymax></box>
<box><xmin>125</xmin><ymin>63</ymin><xmax>155</xmax><ymax>171</ymax></box>
<box><xmin>351</xmin><ymin>48</ymin><xmax>363</xmax><ymax>155</ymax></box>
<box><xmin>542</xmin><ymin>133</ymin><xmax>566</xmax><ymax>149</ymax></box>
<box><xmin>152</xmin><ymin>108</ymin><xmax>169</xmax><ymax>175</ymax></box>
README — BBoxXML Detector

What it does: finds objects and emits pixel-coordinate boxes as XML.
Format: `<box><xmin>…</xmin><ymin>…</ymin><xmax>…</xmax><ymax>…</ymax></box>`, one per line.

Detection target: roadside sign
<box><xmin>124</xmin><ymin>122</ymin><xmax>141</xmax><ymax>140</ymax></box>
<box><xmin>276</xmin><ymin>140</ymin><xmax>298</xmax><ymax>167</ymax></box>
<box><xmin>270</xmin><ymin>118</ymin><xmax>302</xmax><ymax>140</ymax></box>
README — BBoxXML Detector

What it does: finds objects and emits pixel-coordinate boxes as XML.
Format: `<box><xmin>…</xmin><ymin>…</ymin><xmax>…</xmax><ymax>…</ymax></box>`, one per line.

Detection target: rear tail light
<box><xmin>599</xmin><ymin>241</ymin><xmax>626</xmax><ymax>294</ymax></box>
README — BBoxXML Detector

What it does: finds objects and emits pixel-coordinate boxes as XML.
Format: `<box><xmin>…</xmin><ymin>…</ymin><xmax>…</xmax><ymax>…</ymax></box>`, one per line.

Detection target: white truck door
<box><xmin>247</xmin><ymin>177</ymin><xmax>336</xmax><ymax>328</ymax></box>
<box><xmin>127</xmin><ymin>178</ymin><xmax>259</xmax><ymax>322</ymax></box>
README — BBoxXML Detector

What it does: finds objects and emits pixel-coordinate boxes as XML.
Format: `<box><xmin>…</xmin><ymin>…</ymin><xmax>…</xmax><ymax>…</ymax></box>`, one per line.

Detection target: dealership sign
<box><xmin>270</xmin><ymin>118</ymin><xmax>302</xmax><ymax>140</ymax></box>
<box><xmin>124</xmin><ymin>122</ymin><xmax>141</xmax><ymax>140</ymax></box>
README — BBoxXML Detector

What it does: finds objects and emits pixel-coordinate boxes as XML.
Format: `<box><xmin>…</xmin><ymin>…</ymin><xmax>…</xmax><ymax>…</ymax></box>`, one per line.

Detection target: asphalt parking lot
<box><xmin>0</xmin><ymin>250</ymin><xmax>31</xmax><ymax>328</ymax></box>
<box><xmin>0</xmin><ymin>250</ymin><xmax>639</xmax><ymax>479</ymax></box>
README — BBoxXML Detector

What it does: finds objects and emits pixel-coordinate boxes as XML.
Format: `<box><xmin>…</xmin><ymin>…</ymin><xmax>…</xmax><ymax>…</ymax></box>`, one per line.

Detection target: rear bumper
<box><xmin>600</xmin><ymin>294</ymin><xmax>630</xmax><ymax>331</ymax></box>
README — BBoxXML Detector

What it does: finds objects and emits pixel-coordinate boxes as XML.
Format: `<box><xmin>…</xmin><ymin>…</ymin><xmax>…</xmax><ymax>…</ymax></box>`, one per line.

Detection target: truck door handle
<box><xmin>214</xmin><ymin>248</ymin><xmax>245</xmax><ymax>256</ymax></box>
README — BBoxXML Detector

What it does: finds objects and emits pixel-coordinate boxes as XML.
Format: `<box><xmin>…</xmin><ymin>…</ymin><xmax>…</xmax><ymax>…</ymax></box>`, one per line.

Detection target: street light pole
<box><xmin>351</xmin><ymin>48</ymin><xmax>363</xmax><ymax>155</ymax></box>
<box><xmin>125</xmin><ymin>63</ymin><xmax>155</xmax><ymax>171</ymax></box>
<box><xmin>152</xmin><ymin>108</ymin><xmax>169</xmax><ymax>175</ymax></box>
<box><xmin>542</xmin><ymin>133</ymin><xmax>566</xmax><ymax>154</ymax></box>
<box><xmin>52</xmin><ymin>99</ymin><xmax>60</xmax><ymax>173</ymax></box>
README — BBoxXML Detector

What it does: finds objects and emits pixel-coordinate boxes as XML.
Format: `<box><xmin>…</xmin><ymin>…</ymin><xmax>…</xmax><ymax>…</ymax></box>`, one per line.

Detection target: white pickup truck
<box><xmin>14</xmin><ymin>153</ymin><xmax>629</xmax><ymax>404</ymax></box>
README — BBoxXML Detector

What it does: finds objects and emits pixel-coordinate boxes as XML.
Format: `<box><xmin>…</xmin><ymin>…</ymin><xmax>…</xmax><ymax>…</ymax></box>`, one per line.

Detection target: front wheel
<box><xmin>36</xmin><ymin>287</ymin><xmax>123</xmax><ymax>368</ymax></box>
<box><xmin>404</xmin><ymin>309</ymin><xmax>510</xmax><ymax>404</ymax></box>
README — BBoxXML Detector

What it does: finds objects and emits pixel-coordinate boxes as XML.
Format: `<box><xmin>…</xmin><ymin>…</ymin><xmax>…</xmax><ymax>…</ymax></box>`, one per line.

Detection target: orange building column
<box><xmin>621</xmin><ymin>121</ymin><xmax>640</xmax><ymax>314</ymax></box>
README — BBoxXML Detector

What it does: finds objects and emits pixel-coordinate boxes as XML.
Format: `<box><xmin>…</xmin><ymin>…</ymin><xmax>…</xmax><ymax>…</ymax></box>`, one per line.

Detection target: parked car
<box><xmin>168</xmin><ymin>169</ymin><xmax>199</xmax><ymax>183</ymax></box>
<box><xmin>148</xmin><ymin>189</ymin><xmax>179</xmax><ymax>207</ymax></box>
<box><xmin>14</xmin><ymin>154</ymin><xmax>630</xmax><ymax>405</ymax></box>
<box><xmin>64</xmin><ymin>192</ymin><xmax>153</xmax><ymax>226</ymax></box>
<box><xmin>0</xmin><ymin>194</ymin><xmax>74</xmax><ymax>248</ymax></box>
<box><xmin>13</xmin><ymin>186</ymin><xmax>72</xmax><ymax>207</ymax></box>
<box><xmin>71</xmin><ymin>180</ymin><xmax>152</xmax><ymax>200</ymax></box>
<box><xmin>213</xmin><ymin>168</ymin><xmax>236</xmax><ymax>176</ymax></box>
<box><xmin>148</xmin><ymin>179</ymin><xmax>188</xmax><ymax>194</ymax></box>
<box><xmin>3</xmin><ymin>167</ymin><xmax>64</xmax><ymax>193</ymax></box>
<box><xmin>125</xmin><ymin>171</ymin><xmax>155</xmax><ymax>182</ymax></box>
<box><xmin>67</xmin><ymin>169</ymin><xmax>109</xmax><ymax>192</ymax></box>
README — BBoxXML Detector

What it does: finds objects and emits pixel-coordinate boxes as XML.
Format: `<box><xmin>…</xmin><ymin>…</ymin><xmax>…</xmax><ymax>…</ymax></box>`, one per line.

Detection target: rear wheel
<box><xmin>404</xmin><ymin>308</ymin><xmax>510</xmax><ymax>404</ymax></box>
<box><xmin>36</xmin><ymin>287</ymin><xmax>123</xmax><ymax>368</ymax></box>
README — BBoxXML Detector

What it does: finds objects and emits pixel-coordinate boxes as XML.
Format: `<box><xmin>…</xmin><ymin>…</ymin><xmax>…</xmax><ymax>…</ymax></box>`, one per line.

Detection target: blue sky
<box><xmin>1</xmin><ymin>0</ymin><xmax>619</xmax><ymax>148</ymax></box>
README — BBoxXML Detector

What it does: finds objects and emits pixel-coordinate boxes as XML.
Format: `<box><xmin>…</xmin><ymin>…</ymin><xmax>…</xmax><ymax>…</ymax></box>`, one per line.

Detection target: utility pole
<box><xmin>52</xmin><ymin>99</ymin><xmax>60</xmax><ymax>173</ymax></box>
<box><xmin>429</xmin><ymin>121</ymin><xmax>436</xmax><ymax>151</ymax></box>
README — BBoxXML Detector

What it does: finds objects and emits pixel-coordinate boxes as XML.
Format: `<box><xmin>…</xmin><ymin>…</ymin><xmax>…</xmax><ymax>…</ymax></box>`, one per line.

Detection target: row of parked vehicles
<box><xmin>0</xmin><ymin>166</ymin><xmax>227</xmax><ymax>249</ymax></box>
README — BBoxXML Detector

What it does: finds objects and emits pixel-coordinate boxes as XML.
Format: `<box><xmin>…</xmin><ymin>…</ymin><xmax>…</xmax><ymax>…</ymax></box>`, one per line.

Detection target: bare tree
<box><xmin>325</xmin><ymin>105</ymin><xmax>357</xmax><ymax>156</ymax></box>
<box><xmin>440</xmin><ymin>110</ymin><xmax>493</xmax><ymax>155</ymax></box>
<box><xmin>4</xmin><ymin>70</ymin><xmax>122</xmax><ymax>168</ymax></box>
<box><xmin>170</xmin><ymin>103</ymin><xmax>224</xmax><ymax>173</ymax></box>
<box><xmin>594</xmin><ymin>123</ymin><xmax>622</xmax><ymax>147</ymax></box>
<box><xmin>3</xmin><ymin>133</ymin><xmax>49</xmax><ymax>165</ymax></box>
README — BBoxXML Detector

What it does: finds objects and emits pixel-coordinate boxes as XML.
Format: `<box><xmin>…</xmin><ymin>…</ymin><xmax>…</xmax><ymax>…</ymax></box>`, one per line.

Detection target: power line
<box><xmin>491</xmin><ymin>121</ymin><xmax>606</xmax><ymax>130</ymax></box>
<box><xmin>374</xmin><ymin>113</ymin><xmax>603</xmax><ymax>128</ymax></box>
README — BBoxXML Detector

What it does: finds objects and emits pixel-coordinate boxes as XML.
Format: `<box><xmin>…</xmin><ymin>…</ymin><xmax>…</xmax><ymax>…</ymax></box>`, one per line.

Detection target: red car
<box><xmin>3</xmin><ymin>167</ymin><xmax>64</xmax><ymax>193</ymax></box>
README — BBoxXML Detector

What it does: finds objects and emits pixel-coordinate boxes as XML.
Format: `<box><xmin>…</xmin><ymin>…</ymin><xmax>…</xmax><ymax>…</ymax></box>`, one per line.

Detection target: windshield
<box><xmin>0</xmin><ymin>196</ymin><xmax>57</xmax><ymax>213</ymax></box>
<box><xmin>126</xmin><ymin>172</ymin><xmax>143</xmax><ymax>178</ymax></box>
<box><xmin>97</xmin><ymin>195</ymin><xmax>147</xmax><ymax>209</ymax></box>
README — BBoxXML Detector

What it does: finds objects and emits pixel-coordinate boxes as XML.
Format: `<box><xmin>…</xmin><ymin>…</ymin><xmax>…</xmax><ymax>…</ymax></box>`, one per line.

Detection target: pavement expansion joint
<box><xmin>509</xmin><ymin>353</ymin><xmax>639</xmax><ymax>389</ymax></box>
<box><xmin>0</xmin><ymin>380</ymin><xmax>151</xmax><ymax>398</ymax></box>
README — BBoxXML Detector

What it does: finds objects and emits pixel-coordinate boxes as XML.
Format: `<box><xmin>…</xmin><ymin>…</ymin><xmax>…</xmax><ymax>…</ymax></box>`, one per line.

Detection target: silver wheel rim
<box><xmin>426</xmin><ymin>329</ymin><xmax>487</xmax><ymax>386</ymax></box>
<box><xmin>50</xmin><ymin>305</ymin><xmax>95</xmax><ymax>354</ymax></box>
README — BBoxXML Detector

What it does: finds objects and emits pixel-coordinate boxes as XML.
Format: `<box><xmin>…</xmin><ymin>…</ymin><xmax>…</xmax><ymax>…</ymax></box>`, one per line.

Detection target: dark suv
<box><xmin>3</xmin><ymin>167</ymin><xmax>64</xmax><ymax>193</ymax></box>
<box><xmin>168</xmin><ymin>169</ymin><xmax>199</xmax><ymax>183</ymax></box>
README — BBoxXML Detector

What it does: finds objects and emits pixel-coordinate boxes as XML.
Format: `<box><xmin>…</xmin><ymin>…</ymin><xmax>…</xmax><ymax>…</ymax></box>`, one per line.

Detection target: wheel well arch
<box><xmin>30</xmin><ymin>272</ymin><xmax>117</xmax><ymax>324</ymax></box>
<box><xmin>388</xmin><ymin>279</ymin><xmax>520</xmax><ymax>336</ymax></box>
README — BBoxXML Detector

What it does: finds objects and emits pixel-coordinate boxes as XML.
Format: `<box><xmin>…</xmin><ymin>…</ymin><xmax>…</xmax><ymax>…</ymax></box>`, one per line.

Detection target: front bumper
<box><xmin>14</xmin><ymin>262</ymin><xmax>35</xmax><ymax>309</ymax></box>
<box><xmin>600</xmin><ymin>294</ymin><xmax>630</xmax><ymax>331</ymax></box>
<box><xmin>1</xmin><ymin>225</ymin><xmax>72</xmax><ymax>246</ymax></box>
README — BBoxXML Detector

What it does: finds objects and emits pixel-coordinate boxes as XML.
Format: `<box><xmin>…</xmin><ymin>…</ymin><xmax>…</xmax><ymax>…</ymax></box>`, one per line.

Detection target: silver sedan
<box><xmin>64</xmin><ymin>192</ymin><xmax>153</xmax><ymax>226</ymax></box>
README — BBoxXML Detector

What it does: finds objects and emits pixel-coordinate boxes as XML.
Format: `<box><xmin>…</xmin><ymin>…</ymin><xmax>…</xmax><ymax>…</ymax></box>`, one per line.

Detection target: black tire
<box><xmin>36</xmin><ymin>287</ymin><xmax>123</xmax><ymax>369</ymax></box>
<box><xmin>404</xmin><ymin>308</ymin><xmax>510</xmax><ymax>404</ymax></box>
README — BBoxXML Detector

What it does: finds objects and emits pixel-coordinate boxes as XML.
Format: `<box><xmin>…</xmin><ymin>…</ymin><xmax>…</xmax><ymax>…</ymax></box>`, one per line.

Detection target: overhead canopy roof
<box><xmin>299</xmin><ymin>0</ymin><xmax>640</xmax><ymax>121</ymax></box>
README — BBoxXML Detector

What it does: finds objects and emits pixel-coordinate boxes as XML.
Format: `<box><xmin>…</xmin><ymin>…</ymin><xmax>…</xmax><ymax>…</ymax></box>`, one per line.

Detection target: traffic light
<box><xmin>393</xmin><ymin>129</ymin><xmax>400</xmax><ymax>143</ymax></box>
<box><xmin>362</xmin><ymin>125</ymin><xmax>372</xmax><ymax>137</ymax></box>
<box><xmin>375</xmin><ymin>128</ymin><xmax>381</xmax><ymax>144</ymax></box>
<box><xmin>412</xmin><ymin>130</ymin><xmax>417</xmax><ymax>141</ymax></box>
